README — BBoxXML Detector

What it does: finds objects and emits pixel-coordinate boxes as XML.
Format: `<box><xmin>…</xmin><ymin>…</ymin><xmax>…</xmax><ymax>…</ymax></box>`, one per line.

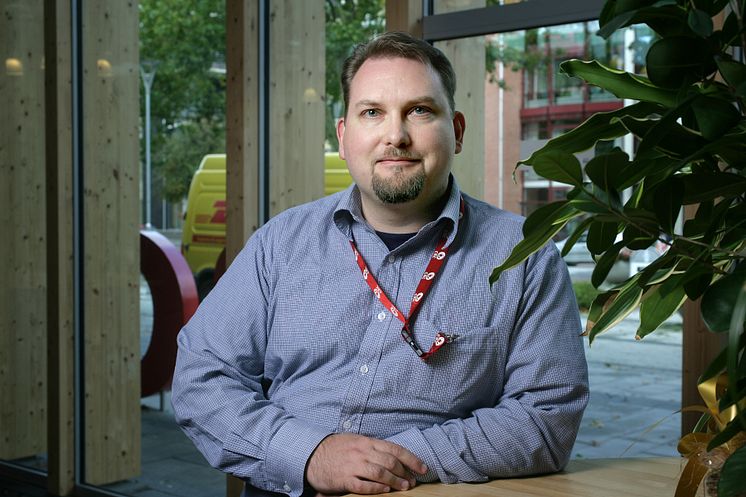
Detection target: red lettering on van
<box><xmin>211</xmin><ymin>200</ymin><xmax>226</xmax><ymax>224</ymax></box>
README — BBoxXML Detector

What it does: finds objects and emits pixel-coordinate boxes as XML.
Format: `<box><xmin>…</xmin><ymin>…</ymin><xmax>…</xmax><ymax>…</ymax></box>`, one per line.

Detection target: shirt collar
<box><xmin>333</xmin><ymin>175</ymin><xmax>464</xmax><ymax>248</ymax></box>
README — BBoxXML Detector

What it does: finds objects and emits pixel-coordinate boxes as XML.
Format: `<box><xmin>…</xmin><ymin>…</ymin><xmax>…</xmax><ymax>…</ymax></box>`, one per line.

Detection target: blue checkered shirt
<box><xmin>172</xmin><ymin>179</ymin><xmax>588</xmax><ymax>497</ymax></box>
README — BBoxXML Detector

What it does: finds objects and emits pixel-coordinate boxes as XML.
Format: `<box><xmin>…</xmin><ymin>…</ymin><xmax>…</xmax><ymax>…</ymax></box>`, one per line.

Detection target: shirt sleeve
<box><xmin>171</xmin><ymin>229</ymin><xmax>333</xmax><ymax>497</ymax></box>
<box><xmin>386</xmin><ymin>242</ymin><xmax>589</xmax><ymax>483</ymax></box>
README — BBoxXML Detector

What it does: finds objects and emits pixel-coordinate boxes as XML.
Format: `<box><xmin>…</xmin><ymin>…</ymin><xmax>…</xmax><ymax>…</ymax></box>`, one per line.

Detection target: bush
<box><xmin>573</xmin><ymin>281</ymin><xmax>598</xmax><ymax>312</ymax></box>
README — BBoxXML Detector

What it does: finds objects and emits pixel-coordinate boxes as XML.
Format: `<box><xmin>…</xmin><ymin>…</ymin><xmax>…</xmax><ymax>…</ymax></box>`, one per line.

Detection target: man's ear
<box><xmin>453</xmin><ymin>111</ymin><xmax>466</xmax><ymax>154</ymax></box>
<box><xmin>336</xmin><ymin>118</ymin><xmax>346</xmax><ymax>160</ymax></box>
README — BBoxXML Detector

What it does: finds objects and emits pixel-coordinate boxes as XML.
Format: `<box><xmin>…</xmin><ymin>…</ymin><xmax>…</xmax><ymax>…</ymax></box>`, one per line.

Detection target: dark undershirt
<box><xmin>376</xmin><ymin>231</ymin><xmax>417</xmax><ymax>250</ymax></box>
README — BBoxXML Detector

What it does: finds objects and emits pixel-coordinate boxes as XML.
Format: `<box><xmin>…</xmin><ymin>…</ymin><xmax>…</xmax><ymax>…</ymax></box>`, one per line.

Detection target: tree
<box><xmin>139</xmin><ymin>0</ymin><xmax>226</xmax><ymax>203</ymax></box>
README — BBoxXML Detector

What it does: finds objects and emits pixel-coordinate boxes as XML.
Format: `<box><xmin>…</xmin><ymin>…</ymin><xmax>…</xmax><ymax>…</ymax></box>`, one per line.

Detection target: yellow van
<box><xmin>181</xmin><ymin>153</ymin><xmax>353</xmax><ymax>298</ymax></box>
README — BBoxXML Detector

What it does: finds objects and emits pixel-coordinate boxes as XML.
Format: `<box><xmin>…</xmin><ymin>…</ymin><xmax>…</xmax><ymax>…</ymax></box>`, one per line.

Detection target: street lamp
<box><xmin>140</xmin><ymin>60</ymin><xmax>159</xmax><ymax>229</ymax></box>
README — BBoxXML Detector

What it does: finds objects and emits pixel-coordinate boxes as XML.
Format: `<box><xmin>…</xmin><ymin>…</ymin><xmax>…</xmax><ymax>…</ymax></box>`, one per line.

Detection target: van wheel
<box><xmin>196</xmin><ymin>270</ymin><xmax>215</xmax><ymax>301</ymax></box>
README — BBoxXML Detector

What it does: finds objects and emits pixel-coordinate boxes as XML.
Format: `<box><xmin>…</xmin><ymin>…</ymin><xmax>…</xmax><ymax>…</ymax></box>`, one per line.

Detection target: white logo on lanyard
<box><xmin>412</xmin><ymin>292</ymin><xmax>424</xmax><ymax>302</ymax></box>
<box><xmin>389</xmin><ymin>306</ymin><xmax>399</xmax><ymax>317</ymax></box>
<box><xmin>422</xmin><ymin>272</ymin><xmax>435</xmax><ymax>281</ymax></box>
<box><xmin>433</xmin><ymin>251</ymin><xmax>446</xmax><ymax>260</ymax></box>
<box><xmin>363</xmin><ymin>268</ymin><xmax>369</xmax><ymax>280</ymax></box>
<box><xmin>434</xmin><ymin>334</ymin><xmax>446</xmax><ymax>347</ymax></box>
<box><xmin>373</xmin><ymin>287</ymin><xmax>382</xmax><ymax>298</ymax></box>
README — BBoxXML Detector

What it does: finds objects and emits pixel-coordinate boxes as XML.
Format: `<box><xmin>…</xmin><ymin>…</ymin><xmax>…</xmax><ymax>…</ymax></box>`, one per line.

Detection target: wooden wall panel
<box><xmin>268</xmin><ymin>0</ymin><xmax>325</xmax><ymax>217</ymax></box>
<box><xmin>226</xmin><ymin>0</ymin><xmax>260</xmax><ymax>260</ymax></box>
<box><xmin>434</xmin><ymin>0</ymin><xmax>486</xmax><ymax>200</ymax></box>
<box><xmin>0</xmin><ymin>0</ymin><xmax>48</xmax><ymax>460</ymax></box>
<box><xmin>82</xmin><ymin>0</ymin><xmax>141</xmax><ymax>485</ymax></box>
<box><xmin>45</xmin><ymin>0</ymin><xmax>75</xmax><ymax>491</ymax></box>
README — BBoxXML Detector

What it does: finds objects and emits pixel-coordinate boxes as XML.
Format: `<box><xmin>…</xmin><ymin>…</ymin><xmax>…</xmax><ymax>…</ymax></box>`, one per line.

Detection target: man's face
<box><xmin>337</xmin><ymin>57</ymin><xmax>464</xmax><ymax>208</ymax></box>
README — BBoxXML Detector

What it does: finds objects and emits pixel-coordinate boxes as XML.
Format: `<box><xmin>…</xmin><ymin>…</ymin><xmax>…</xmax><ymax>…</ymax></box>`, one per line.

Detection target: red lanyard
<box><xmin>349</xmin><ymin>199</ymin><xmax>464</xmax><ymax>362</ymax></box>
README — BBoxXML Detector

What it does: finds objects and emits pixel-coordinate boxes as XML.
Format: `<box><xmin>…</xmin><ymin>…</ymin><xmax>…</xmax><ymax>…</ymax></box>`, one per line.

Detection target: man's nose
<box><xmin>384</xmin><ymin>116</ymin><xmax>411</xmax><ymax>148</ymax></box>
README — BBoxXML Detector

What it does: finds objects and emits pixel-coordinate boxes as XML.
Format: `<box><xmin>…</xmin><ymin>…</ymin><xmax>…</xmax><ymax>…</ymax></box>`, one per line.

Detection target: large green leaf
<box><xmin>646</xmin><ymin>36</ymin><xmax>717</xmax><ymax>88</ymax></box>
<box><xmin>598</xmin><ymin>3</ymin><xmax>686</xmax><ymax>39</ymax></box>
<box><xmin>618</xmin><ymin>155</ymin><xmax>678</xmax><ymax>191</ymax></box>
<box><xmin>719</xmin><ymin>445</ymin><xmax>746</xmax><ymax>497</ymax></box>
<box><xmin>592</xmin><ymin>242</ymin><xmax>624</xmax><ymax>288</ymax></box>
<box><xmin>615</xmin><ymin>115</ymin><xmax>708</xmax><ymax>158</ymax></box>
<box><xmin>568</xmin><ymin>184</ymin><xmax>624</xmax><ymax>214</ymax></box>
<box><xmin>693</xmin><ymin>0</ymin><xmax>731</xmax><ymax>16</ymax></box>
<box><xmin>560</xmin><ymin>217</ymin><xmax>594</xmax><ymax>257</ymax></box>
<box><xmin>532</xmin><ymin>150</ymin><xmax>584</xmax><ymax>187</ymax></box>
<box><xmin>701</xmin><ymin>266</ymin><xmax>746</xmax><ymax>332</ymax></box>
<box><xmin>652</xmin><ymin>177</ymin><xmax>684</xmax><ymax>233</ymax></box>
<box><xmin>687</xmin><ymin>9</ymin><xmax>713</xmax><ymax>37</ymax></box>
<box><xmin>587</xmin><ymin>220</ymin><xmax>619</xmax><ymax>255</ymax></box>
<box><xmin>691</xmin><ymin>95</ymin><xmax>742</xmax><ymax>140</ymax></box>
<box><xmin>522</xmin><ymin>200</ymin><xmax>576</xmax><ymax>237</ymax></box>
<box><xmin>520</xmin><ymin>102</ymin><xmax>662</xmax><ymax>165</ymax></box>
<box><xmin>637</xmin><ymin>273</ymin><xmax>687</xmax><ymax>339</ymax></box>
<box><xmin>489</xmin><ymin>221</ymin><xmax>569</xmax><ymax>285</ymax></box>
<box><xmin>585</xmin><ymin>149</ymin><xmax>630</xmax><ymax>191</ymax></box>
<box><xmin>561</xmin><ymin>60</ymin><xmax>680</xmax><ymax>107</ymax></box>
<box><xmin>586</xmin><ymin>291</ymin><xmax>615</xmax><ymax>337</ymax></box>
<box><xmin>588</xmin><ymin>276</ymin><xmax>644</xmax><ymax>343</ymax></box>
<box><xmin>681</xmin><ymin>172</ymin><xmax>746</xmax><ymax>204</ymax></box>
<box><xmin>635</xmin><ymin>93</ymin><xmax>698</xmax><ymax>160</ymax></box>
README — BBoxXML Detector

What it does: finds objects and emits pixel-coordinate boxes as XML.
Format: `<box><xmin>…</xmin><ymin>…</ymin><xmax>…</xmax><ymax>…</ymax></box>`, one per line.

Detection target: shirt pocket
<box><xmin>395</xmin><ymin>318</ymin><xmax>507</xmax><ymax>418</ymax></box>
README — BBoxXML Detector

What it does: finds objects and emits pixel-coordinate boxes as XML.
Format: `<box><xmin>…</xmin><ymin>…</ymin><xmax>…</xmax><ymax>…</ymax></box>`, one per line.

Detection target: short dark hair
<box><xmin>341</xmin><ymin>31</ymin><xmax>457</xmax><ymax>115</ymax></box>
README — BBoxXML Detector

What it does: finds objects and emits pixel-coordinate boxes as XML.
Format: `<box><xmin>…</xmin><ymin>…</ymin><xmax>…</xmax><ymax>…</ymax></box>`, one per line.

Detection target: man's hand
<box><xmin>306</xmin><ymin>433</ymin><xmax>428</xmax><ymax>495</ymax></box>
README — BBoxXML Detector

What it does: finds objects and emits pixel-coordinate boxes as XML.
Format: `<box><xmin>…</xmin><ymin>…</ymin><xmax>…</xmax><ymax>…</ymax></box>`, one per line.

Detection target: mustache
<box><xmin>376</xmin><ymin>148</ymin><xmax>422</xmax><ymax>161</ymax></box>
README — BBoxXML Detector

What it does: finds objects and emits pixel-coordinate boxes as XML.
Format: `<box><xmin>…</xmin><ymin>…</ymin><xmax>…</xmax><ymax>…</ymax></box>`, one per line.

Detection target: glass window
<box><xmin>435</xmin><ymin>19</ymin><xmax>676</xmax><ymax>460</ymax></box>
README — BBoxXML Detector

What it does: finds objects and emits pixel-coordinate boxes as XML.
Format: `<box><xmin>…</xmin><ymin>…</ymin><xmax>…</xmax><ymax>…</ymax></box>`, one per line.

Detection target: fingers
<box><xmin>372</xmin><ymin>440</ymin><xmax>428</xmax><ymax>476</ymax></box>
<box><xmin>305</xmin><ymin>434</ymin><xmax>427</xmax><ymax>495</ymax></box>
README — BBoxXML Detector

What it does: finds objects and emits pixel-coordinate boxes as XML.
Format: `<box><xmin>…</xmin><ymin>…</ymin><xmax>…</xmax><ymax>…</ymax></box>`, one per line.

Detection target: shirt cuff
<box><xmin>265</xmin><ymin>418</ymin><xmax>332</xmax><ymax>497</ymax></box>
<box><xmin>386</xmin><ymin>428</ymin><xmax>440</xmax><ymax>483</ymax></box>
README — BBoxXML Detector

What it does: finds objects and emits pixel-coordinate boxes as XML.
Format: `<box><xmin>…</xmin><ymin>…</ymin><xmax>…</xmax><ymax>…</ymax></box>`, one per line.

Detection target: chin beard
<box><xmin>372</xmin><ymin>168</ymin><xmax>426</xmax><ymax>204</ymax></box>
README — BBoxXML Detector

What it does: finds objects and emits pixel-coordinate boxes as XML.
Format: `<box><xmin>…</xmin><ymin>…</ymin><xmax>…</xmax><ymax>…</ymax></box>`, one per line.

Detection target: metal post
<box><xmin>140</xmin><ymin>61</ymin><xmax>158</xmax><ymax>229</ymax></box>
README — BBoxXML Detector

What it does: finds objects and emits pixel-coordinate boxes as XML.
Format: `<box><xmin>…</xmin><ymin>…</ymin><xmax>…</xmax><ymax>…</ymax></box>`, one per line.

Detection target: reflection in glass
<box><xmin>1</xmin><ymin>0</ymin><xmax>48</xmax><ymax>474</ymax></box>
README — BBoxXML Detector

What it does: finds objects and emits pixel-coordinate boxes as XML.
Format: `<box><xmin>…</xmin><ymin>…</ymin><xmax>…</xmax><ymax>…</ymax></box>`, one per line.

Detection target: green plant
<box><xmin>573</xmin><ymin>281</ymin><xmax>600</xmax><ymax>311</ymax></box>
<box><xmin>488</xmin><ymin>1</ymin><xmax>746</xmax><ymax>495</ymax></box>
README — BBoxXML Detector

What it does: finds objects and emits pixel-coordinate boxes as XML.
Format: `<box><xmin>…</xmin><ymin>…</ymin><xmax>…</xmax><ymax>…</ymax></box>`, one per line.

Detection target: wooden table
<box><xmin>346</xmin><ymin>457</ymin><xmax>685</xmax><ymax>497</ymax></box>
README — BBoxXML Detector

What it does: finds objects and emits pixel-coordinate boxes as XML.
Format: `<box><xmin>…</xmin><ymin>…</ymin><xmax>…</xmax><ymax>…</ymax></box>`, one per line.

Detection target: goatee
<box><xmin>372</xmin><ymin>168</ymin><xmax>425</xmax><ymax>204</ymax></box>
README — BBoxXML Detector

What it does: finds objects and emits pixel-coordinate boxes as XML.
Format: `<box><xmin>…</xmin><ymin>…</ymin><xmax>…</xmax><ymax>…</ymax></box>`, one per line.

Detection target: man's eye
<box><xmin>363</xmin><ymin>109</ymin><xmax>379</xmax><ymax>117</ymax></box>
<box><xmin>411</xmin><ymin>106</ymin><xmax>431</xmax><ymax>115</ymax></box>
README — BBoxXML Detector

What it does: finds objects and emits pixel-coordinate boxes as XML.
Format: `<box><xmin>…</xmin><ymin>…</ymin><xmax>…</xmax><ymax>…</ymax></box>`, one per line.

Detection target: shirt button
<box><xmin>377</xmin><ymin>311</ymin><xmax>386</xmax><ymax>321</ymax></box>
<box><xmin>342</xmin><ymin>419</ymin><xmax>352</xmax><ymax>430</ymax></box>
<box><xmin>359</xmin><ymin>364</ymin><xmax>369</xmax><ymax>375</ymax></box>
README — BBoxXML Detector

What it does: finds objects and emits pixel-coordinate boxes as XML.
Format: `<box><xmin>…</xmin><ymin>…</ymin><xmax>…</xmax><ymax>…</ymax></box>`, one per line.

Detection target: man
<box><xmin>172</xmin><ymin>32</ymin><xmax>588</xmax><ymax>497</ymax></box>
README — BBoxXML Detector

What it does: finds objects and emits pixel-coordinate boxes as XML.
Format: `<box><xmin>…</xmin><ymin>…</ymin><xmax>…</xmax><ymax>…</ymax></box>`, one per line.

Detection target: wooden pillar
<box><xmin>386</xmin><ymin>0</ymin><xmax>423</xmax><ymax>38</ymax></box>
<box><xmin>268</xmin><ymin>0</ymin><xmax>325</xmax><ymax>217</ymax></box>
<box><xmin>432</xmin><ymin>0</ymin><xmax>486</xmax><ymax>200</ymax></box>
<box><xmin>81</xmin><ymin>0</ymin><xmax>141</xmax><ymax>484</ymax></box>
<box><xmin>224</xmin><ymin>1</ymin><xmax>324</xmax><ymax>495</ymax></box>
<box><xmin>226</xmin><ymin>0</ymin><xmax>260</xmax><ymax>261</ymax></box>
<box><xmin>45</xmin><ymin>0</ymin><xmax>75</xmax><ymax>492</ymax></box>
<box><xmin>0</xmin><ymin>0</ymin><xmax>48</xmax><ymax>462</ymax></box>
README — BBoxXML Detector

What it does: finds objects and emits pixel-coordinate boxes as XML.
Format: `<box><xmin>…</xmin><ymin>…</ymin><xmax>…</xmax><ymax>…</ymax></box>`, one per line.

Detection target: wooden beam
<box><xmin>268</xmin><ymin>0</ymin><xmax>325</xmax><ymax>217</ymax></box>
<box><xmin>432</xmin><ymin>0</ymin><xmax>486</xmax><ymax>200</ymax></box>
<box><xmin>1</xmin><ymin>0</ymin><xmax>48</xmax><ymax>463</ymax></box>
<box><xmin>226</xmin><ymin>0</ymin><xmax>260</xmax><ymax>262</ymax></box>
<box><xmin>386</xmin><ymin>0</ymin><xmax>423</xmax><ymax>38</ymax></box>
<box><xmin>81</xmin><ymin>0</ymin><xmax>140</xmax><ymax>484</ymax></box>
<box><xmin>45</xmin><ymin>0</ymin><xmax>75</xmax><ymax>493</ymax></box>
